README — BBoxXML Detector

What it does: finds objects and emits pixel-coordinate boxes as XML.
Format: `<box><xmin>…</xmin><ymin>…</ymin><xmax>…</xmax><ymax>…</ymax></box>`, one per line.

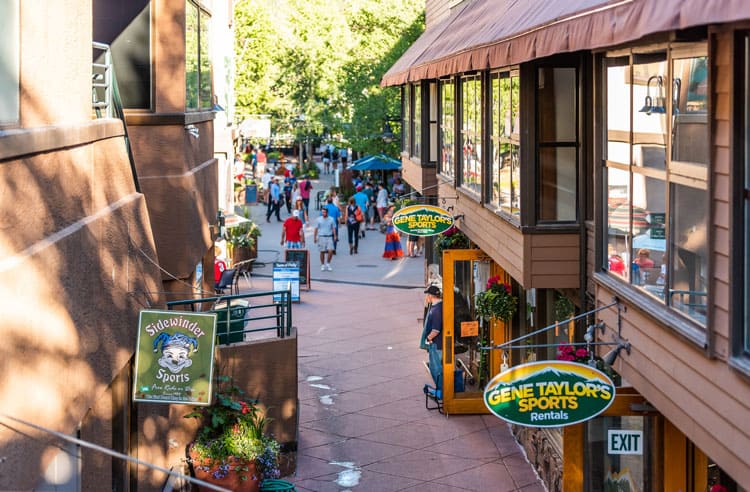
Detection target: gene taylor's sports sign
<box><xmin>483</xmin><ymin>361</ymin><xmax>616</xmax><ymax>427</ymax></box>
<box><xmin>391</xmin><ymin>205</ymin><xmax>454</xmax><ymax>237</ymax></box>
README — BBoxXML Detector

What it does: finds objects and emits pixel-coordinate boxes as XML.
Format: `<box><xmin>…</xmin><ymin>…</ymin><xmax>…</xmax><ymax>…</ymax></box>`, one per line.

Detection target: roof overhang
<box><xmin>382</xmin><ymin>0</ymin><xmax>750</xmax><ymax>87</ymax></box>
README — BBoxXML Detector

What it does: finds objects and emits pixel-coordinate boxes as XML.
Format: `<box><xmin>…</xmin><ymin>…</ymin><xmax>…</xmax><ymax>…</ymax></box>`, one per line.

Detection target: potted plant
<box><xmin>185</xmin><ymin>376</ymin><xmax>280</xmax><ymax>492</ymax></box>
<box><xmin>434</xmin><ymin>226</ymin><xmax>472</xmax><ymax>256</ymax></box>
<box><xmin>226</xmin><ymin>210</ymin><xmax>262</xmax><ymax>264</ymax></box>
<box><xmin>556</xmin><ymin>344</ymin><xmax>621</xmax><ymax>386</ymax></box>
<box><xmin>475</xmin><ymin>276</ymin><xmax>518</xmax><ymax>322</ymax></box>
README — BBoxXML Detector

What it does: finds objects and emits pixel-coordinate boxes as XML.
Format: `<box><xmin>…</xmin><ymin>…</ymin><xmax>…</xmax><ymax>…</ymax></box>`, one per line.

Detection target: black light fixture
<box><xmin>381</xmin><ymin>122</ymin><xmax>395</xmax><ymax>144</ymax></box>
<box><xmin>638</xmin><ymin>75</ymin><xmax>666</xmax><ymax>115</ymax></box>
<box><xmin>602</xmin><ymin>341</ymin><xmax>631</xmax><ymax>366</ymax></box>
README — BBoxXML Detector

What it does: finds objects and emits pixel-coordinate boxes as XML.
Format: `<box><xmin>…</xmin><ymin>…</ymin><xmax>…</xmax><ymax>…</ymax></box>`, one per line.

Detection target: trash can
<box><xmin>245</xmin><ymin>184</ymin><xmax>258</xmax><ymax>205</ymax></box>
<box><xmin>211</xmin><ymin>299</ymin><xmax>249</xmax><ymax>344</ymax></box>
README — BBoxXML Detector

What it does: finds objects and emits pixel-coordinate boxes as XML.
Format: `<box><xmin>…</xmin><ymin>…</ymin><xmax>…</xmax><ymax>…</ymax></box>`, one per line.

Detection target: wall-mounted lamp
<box><xmin>453</xmin><ymin>214</ymin><xmax>465</xmax><ymax>221</ymax></box>
<box><xmin>602</xmin><ymin>341</ymin><xmax>631</xmax><ymax>366</ymax></box>
<box><xmin>638</xmin><ymin>75</ymin><xmax>665</xmax><ymax>115</ymax></box>
<box><xmin>186</xmin><ymin>124</ymin><xmax>200</xmax><ymax>138</ymax></box>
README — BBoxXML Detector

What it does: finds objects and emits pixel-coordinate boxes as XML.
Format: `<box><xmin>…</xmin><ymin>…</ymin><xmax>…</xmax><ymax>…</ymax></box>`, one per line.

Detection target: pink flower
<box><xmin>575</xmin><ymin>348</ymin><xmax>589</xmax><ymax>359</ymax></box>
<box><xmin>561</xmin><ymin>354</ymin><xmax>575</xmax><ymax>361</ymax></box>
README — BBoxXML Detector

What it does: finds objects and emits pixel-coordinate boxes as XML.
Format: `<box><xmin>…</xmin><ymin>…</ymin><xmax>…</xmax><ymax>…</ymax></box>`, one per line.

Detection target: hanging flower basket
<box><xmin>475</xmin><ymin>276</ymin><xmax>518</xmax><ymax>322</ymax></box>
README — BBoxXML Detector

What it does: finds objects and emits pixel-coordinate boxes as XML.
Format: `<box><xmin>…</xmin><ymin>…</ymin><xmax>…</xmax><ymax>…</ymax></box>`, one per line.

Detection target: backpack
<box><xmin>354</xmin><ymin>206</ymin><xmax>363</xmax><ymax>222</ymax></box>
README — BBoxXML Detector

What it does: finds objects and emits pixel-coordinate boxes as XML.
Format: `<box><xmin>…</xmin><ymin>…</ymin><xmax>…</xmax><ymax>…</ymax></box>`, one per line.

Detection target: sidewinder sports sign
<box><xmin>483</xmin><ymin>361</ymin><xmax>616</xmax><ymax>427</ymax></box>
<box><xmin>133</xmin><ymin>310</ymin><xmax>217</xmax><ymax>405</ymax></box>
<box><xmin>391</xmin><ymin>205</ymin><xmax>454</xmax><ymax>237</ymax></box>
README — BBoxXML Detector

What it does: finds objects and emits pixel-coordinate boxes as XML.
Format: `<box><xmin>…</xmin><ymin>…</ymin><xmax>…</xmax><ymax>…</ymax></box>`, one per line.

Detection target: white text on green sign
<box><xmin>483</xmin><ymin>361</ymin><xmax>616</xmax><ymax>427</ymax></box>
<box><xmin>391</xmin><ymin>205</ymin><xmax>454</xmax><ymax>237</ymax></box>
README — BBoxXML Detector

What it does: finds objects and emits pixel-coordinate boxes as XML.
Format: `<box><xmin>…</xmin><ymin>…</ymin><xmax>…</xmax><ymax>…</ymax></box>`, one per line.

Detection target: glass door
<box><xmin>442</xmin><ymin>249</ymin><xmax>511</xmax><ymax>414</ymax></box>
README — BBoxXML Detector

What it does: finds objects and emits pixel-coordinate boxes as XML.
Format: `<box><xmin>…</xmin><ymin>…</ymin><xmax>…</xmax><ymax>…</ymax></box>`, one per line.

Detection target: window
<box><xmin>186</xmin><ymin>1</ymin><xmax>212</xmax><ymax>111</ymax></box>
<box><xmin>743</xmin><ymin>33</ymin><xmax>750</xmax><ymax>358</ymax></box>
<box><xmin>537</xmin><ymin>67</ymin><xmax>577</xmax><ymax>222</ymax></box>
<box><xmin>439</xmin><ymin>79</ymin><xmax>455</xmax><ymax>179</ymax></box>
<box><xmin>0</xmin><ymin>0</ymin><xmax>20</xmax><ymax>125</ymax></box>
<box><xmin>460</xmin><ymin>74</ymin><xmax>482</xmax><ymax>195</ymax></box>
<box><xmin>490</xmin><ymin>70</ymin><xmax>520</xmax><ymax>215</ymax></box>
<box><xmin>403</xmin><ymin>84</ymin><xmax>411</xmax><ymax>154</ymax></box>
<box><xmin>603</xmin><ymin>44</ymin><xmax>709</xmax><ymax>328</ymax></box>
<box><xmin>93</xmin><ymin>0</ymin><xmax>152</xmax><ymax>109</ymax></box>
<box><xmin>412</xmin><ymin>83</ymin><xmax>421</xmax><ymax>159</ymax></box>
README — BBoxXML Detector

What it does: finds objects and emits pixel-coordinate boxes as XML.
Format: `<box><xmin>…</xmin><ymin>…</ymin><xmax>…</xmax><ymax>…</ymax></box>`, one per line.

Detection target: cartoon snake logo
<box><xmin>153</xmin><ymin>332</ymin><xmax>199</xmax><ymax>374</ymax></box>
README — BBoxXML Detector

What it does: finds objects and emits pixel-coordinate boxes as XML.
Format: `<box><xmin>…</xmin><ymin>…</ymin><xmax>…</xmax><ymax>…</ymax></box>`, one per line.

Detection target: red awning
<box><xmin>382</xmin><ymin>0</ymin><xmax>750</xmax><ymax>87</ymax></box>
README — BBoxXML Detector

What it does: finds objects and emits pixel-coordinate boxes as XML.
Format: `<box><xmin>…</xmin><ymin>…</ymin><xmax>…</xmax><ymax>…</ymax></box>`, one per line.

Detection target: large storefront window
<box><xmin>603</xmin><ymin>44</ymin><xmax>709</xmax><ymax>327</ymax></box>
<box><xmin>93</xmin><ymin>0</ymin><xmax>152</xmax><ymax>109</ymax></box>
<box><xmin>490</xmin><ymin>70</ymin><xmax>520</xmax><ymax>216</ymax></box>
<box><xmin>461</xmin><ymin>74</ymin><xmax>482</xmax><ymax>195</ymax></box>
<box><xmin>412</xmin><ymin>83</ymin><xmax>421</xmax><ymax>160</ymax></box>
<box><xmin>186</xmin><ymin>1</ymin><xmax>211</xmax><ymax>111</ymax></box>
<box><xmin>439</xmin><ymin>79</ymin><xmax>455</xmax><ymax>180</ymax></box>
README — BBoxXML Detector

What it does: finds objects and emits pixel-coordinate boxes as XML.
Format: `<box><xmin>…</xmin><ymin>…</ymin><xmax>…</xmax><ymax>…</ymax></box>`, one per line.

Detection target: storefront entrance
<box><xmin>440</xmin><ymin>249</ymin><xmax>511</xmax><ymax>414</ymax></box>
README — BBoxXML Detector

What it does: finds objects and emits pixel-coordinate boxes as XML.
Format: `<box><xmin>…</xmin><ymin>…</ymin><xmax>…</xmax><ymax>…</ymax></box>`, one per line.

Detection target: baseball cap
<box><xmin>424</xmin><ymin>285</ymin><xmax>441</xmax><ymax>296</ymax></box>
<box><xmin>292</xmin><ymin>210</ymin><xmax>300</xmax><ymax>217</ymax></box>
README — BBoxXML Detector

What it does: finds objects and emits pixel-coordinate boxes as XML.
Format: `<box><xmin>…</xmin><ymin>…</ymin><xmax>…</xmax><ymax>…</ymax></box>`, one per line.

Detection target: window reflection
<box><xmin>603</xmin><ymin>46</ymin><xmax>709</xmax><ymax>328</ymax></box>
<box><xmin>413</xmin><ymin>84</ymin><xmax>421</xmax><ymax>159</ymax></box>
<box><xmin>461</xmin><ymin>75</ymin><xmax>482</xmax><ymax>195</ymax></box>
<box><xmin>440</xmin><ymin>81</ymin><xmax>455</xmax><ymax>179</ymax></box>
<box><xmin>491</xmin><ymin>70</ymin><xmax>520</xmax><ymax>216</ymax></box>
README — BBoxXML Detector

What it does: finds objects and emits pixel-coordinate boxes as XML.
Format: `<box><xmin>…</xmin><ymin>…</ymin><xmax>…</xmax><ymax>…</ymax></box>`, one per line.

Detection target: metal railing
<box><xmin>166</xmin><ymin>290</ymin><xmax>293</xmax><ymax>344</ymax></box>
<box><xmin>92</xmin><ymin>42</ymin><xmax>113</xmax><ymax>118</ymax></box>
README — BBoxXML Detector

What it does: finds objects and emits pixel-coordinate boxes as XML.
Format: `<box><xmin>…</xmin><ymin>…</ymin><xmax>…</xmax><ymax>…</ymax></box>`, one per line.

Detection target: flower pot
<box><xmin>189</xmin><ymin>451</ymin><xmax>260</xmax><ymax>492</ymax></box>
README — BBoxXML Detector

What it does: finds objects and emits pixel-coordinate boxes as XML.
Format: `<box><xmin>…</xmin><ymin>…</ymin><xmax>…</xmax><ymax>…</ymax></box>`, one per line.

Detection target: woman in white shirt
<box><xmin>376</xmin><ymin>183</ymin><xmax>389</xmax><ymax>223</ymax></box>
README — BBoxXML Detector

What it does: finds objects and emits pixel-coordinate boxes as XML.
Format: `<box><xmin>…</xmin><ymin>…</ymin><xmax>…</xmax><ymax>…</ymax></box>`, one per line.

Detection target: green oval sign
<box><xmin>391</xmin><ymin>205</ymin><xmax>454</xmax><ymax>237</ymax></box>
<box><xmin>483</xmin><ymin>361</ymin><xmax>615</xmax><ymax>428</ymax></box>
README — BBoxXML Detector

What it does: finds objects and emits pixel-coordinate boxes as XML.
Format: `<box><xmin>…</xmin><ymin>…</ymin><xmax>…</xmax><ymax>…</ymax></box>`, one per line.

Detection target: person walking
<box><xmin>382</xmin><ymin>214</ymin><xmax>404</xmax><ymax>260</ymax></box>
<box><xmin>314</xmin><ymin>207</ymin><xmax>337</xmax><ymax>271</ymax></box>
<box><xmin>266</xmin><ymin>177</ymin><xmax>282</xmax><ymax>222</ymax></box>
<box><xmin>344</xmin><ymin>197</ymin><xmax>362</xmax><ymax>255</ymax></box>
<box><xmin>376</xmin><ymin>183</ymin><xmax>389</xmax><ymax>227</ymax></box>
<box><xmin>281</xmin><ymin>210</ymin><xmax>305</xmax><ymax>249</ymax></box>
<box><xmin>324</xmin><ymin>196</ymin><xmax>341</xmax><ymax>254</ymax></box>
<box><xmin>294</xmin><ymin>197</ymin><xmax>308</xmax><ymax>228</ymax></box>
<box><xmin>282</xmin><ymin>178</ymin><xmax>293</xmax><ymax>215</ymax></box>
<box><xmin>299</xmin><ymin>175</ymin><xmax>313</xmax><ymax>215</ymax></box>
<box><xmin>353</xmin><ymin>185</ymin><xmax>369</xmax><ymax>239</ymax></box>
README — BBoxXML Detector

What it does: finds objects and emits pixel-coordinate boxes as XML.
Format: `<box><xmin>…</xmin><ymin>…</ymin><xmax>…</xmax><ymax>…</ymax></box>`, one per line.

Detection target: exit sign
<box><xmin>607</xmin><ymin>430</ymin><xmax>643</xmax><ymax>455</ymax></box>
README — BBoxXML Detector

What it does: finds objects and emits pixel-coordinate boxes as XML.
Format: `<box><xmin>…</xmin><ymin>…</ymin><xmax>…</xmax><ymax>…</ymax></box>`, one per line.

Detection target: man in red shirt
<box><xmin>281</xmin><ymin>210</ymin><xmax>305</xmax><ymax>249</ymax></box>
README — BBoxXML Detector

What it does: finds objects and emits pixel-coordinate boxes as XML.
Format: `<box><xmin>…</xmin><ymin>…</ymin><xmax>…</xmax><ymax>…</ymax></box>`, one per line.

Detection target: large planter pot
<box><xmin>189</xmin><ymin>450</ymin><xmax>260</xmax><ymax>492</ymax></box>
<box><xmin>231</xmin><ymin>244</ymin><xmax>257</xmax><ymax>265</ymax></box>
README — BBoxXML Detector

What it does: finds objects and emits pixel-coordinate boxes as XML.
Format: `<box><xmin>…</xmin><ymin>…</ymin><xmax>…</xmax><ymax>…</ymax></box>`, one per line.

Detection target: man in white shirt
<box><xmin>313</xmin><ymin>207</ymin><xmax>337</xmax><ymax>271</ymax></box>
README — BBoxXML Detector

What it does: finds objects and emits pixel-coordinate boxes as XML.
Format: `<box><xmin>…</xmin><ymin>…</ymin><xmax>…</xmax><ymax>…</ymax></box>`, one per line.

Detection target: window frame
<box><xmin>732</xmin><ymin>30</ymin><xmax>750</xmax><ymax>372</ymax></box>
<box><xmin>599</xmin><ymin>42</ymin><xmax>711</xmax><ymax>341</ymax></box>
<box><xmin>411</xmin><ymin>83</ymin><xmax>422</xmax><ymax>161</ymax></box>
<box><xmin>0</xmin><ymin>0</ymin><xmax>20</xmax><ymax>127</ymax></box>
<box><xmin>487</xmin><ymin>67</ymin><xmax>521</xmax><ymax>220</ymax></box>
<box><xmin>459</xmin><ymin>72</ymin><xmax>483</xmax><ymax>198</ymax></box>
<box><xmin>403</xmin><ymin>84</ymin><xmax>411</xmax><ymax>155</ymax></box>
<box><xmin>186</xmin><ymin>0</ymin><xmax>212</xmax><ymax>112</ymax></box>
<box><xmin>438</xmin><ymin>77</ymin><xmax>456</xmax><ymax>181</ymax></box>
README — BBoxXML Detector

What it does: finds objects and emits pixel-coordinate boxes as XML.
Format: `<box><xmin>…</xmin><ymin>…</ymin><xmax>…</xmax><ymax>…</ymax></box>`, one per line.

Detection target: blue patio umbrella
<box><xmin>349</xmin><ymin>153</ymin><xmax>402</xmax><ymax>171</ymax></box>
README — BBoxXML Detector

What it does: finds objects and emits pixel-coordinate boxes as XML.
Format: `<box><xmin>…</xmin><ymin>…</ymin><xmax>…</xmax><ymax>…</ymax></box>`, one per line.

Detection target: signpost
<box><xmin>285</xmin><ymin>249</ymin><xmax>311</xmax><ymax>290</ymax></box>
<box><xmin>483</xmin><ymin>360</ymin><xmax>616</xmax><ymax>427</ymax></box>
<box><xmin>133</xmin><ymin>310</ymin><xmax>217</xmax><ymax>405</ymax></box>
<box><xmin>272</xmin><ymin>261</ymin><xmax>300</xmax><ymax>302</ymax></box>
<box><xmin>391</xmin><ymin>205</ymin><xmax>454</xmax><ymax>237</ymax></box>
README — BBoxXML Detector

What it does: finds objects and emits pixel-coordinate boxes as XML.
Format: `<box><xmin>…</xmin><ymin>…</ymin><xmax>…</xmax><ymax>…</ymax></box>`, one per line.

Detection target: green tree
<box><xmin>233</xmin><ymin>0</ymin><xmax>424</xmax><ymax>156</ymax></box>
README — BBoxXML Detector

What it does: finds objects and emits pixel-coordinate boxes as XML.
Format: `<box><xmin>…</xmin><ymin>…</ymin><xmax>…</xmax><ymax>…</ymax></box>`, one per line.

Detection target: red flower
<box><xmin>575</xmin><ymin>348</ymin><xmax>589</xmax><ymax>359</ymax></box>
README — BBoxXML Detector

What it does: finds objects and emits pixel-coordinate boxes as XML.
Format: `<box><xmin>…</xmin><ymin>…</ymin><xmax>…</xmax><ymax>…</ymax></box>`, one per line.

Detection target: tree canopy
<box><xmin>233</xmin><ymin>0</ymin><xmax>424</xmax><ymax>156</ymax></box>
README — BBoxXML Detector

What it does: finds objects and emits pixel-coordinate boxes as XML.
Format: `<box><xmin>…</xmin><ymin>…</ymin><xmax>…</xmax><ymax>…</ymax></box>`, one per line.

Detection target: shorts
<box><xmin>317</xmin><ymin>236</ymin><xmax>334</xmax><ymax>252</ymax></box>
<box><xmin>286</xmin><ymin>241</ymin><xmax>302</xmax><ymax>249</ymax></box>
